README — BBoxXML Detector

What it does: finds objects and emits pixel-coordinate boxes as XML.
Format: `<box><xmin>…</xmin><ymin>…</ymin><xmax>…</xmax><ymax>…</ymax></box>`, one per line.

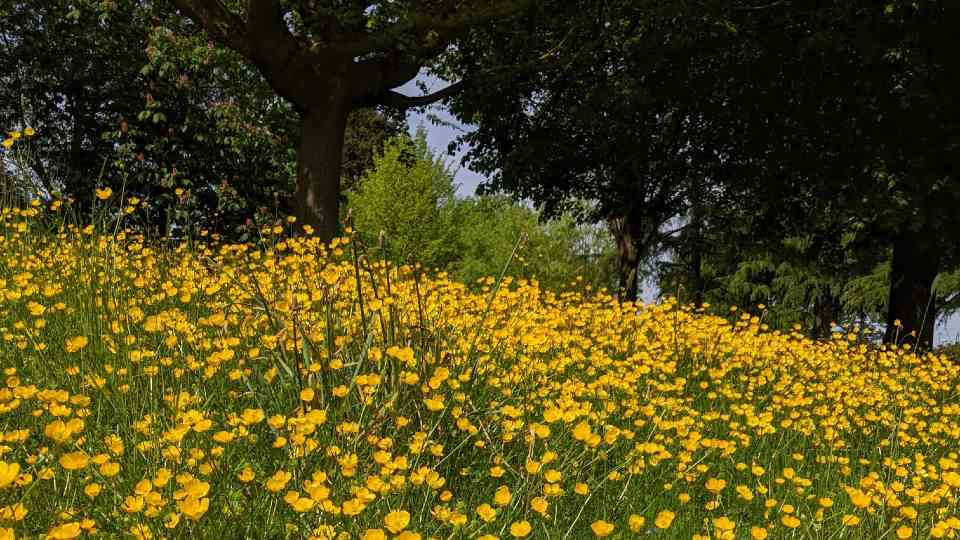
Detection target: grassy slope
<box><xmin>0</xmin><ymin>202</ymin><xmax>959</xmax><ymax>539</ymax></box>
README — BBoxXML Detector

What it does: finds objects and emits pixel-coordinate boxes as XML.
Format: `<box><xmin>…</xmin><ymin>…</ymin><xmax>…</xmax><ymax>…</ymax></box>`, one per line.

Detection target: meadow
<box><xmin>1</xmin><ymin>198</ymin><xmax>959</xmax><ymax>540</ymax></box>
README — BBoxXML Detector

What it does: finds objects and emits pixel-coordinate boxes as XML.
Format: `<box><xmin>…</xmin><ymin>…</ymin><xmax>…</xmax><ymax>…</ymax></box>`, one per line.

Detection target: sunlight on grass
<box><xmin>0</xmin><ymin>199</ymin><xmax>958</xmax><ymax>539</ymax></box>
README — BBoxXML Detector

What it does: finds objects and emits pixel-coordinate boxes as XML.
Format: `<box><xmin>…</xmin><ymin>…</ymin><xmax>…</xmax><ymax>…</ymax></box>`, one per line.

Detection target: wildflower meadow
<box><xmin>0</xmin><ymin>194</ymin><xmax>959</xmax><ymax>540</ymax></box>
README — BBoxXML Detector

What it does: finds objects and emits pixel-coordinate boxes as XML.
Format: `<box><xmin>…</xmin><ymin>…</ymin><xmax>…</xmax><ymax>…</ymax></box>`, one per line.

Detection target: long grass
<box><xmin>0</xmin><ymin>197</ymin><xmax>959</xmax><ymax>540</ymax></box>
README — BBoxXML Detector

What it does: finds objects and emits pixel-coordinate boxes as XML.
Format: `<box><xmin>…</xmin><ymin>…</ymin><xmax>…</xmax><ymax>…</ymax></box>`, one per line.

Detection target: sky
<box><xmin>395</xmin><ymin>77</ymin><xmax>960</xmax><ymax>345</ymax></box>
<box><xmin>398</xmin><ymin>79</ymin><xmax>484</xmax><ymax>197</ymax></box>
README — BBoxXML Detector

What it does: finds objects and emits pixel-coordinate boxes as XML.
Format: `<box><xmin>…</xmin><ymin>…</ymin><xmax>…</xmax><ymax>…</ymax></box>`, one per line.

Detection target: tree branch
<box><xmin>170</xmin><ymin>0</ymin><xmax>251</xmax><ymax>57</ymax></box>
<box><xmin>335</xmin><ymin>0</ymin><xmax>533</xmax><ymax>58</ymax></box>
<box><xmin>375</xmin><ymin>80</ymin><xmax>466</xmax><ymax>109</ymax></box>
<box><xmin>246</xmin><ymin>0</ymin><xmax>296</xmax><ymax>54</ymax></box>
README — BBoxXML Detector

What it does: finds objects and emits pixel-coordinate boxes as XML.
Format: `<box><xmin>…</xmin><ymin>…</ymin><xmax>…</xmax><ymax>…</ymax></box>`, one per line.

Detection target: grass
<box><xmin>0</xmin><ymin>197</ymin><xmax>959</xmax><ymax>540</ymax></box>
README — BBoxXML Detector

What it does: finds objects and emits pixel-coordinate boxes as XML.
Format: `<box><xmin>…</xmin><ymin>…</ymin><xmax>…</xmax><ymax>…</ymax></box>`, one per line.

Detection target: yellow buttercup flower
<box><xmin>590</xmin><ymin>520</ymin><xmax>615</xmax><ymax>537</ymax></box>
<box><xmin>384</xmin><ymin>509</ymin><xmax>410</xmax><ymax>534</ymax></box>
<box><xmin>713</xmin><ymin>516</ymin><xmax>736</xmax><ymax>531</ymax></box>
<box><xmin>493</xmin><ymin>485</ymin><xmax>512</xmax><ymax>506</ymax></box>
<box><xmin>58</xmin><ymin>452</ymin><xmax>89</xmax><ymax>470</ymax></box>
<box><xmin>509</xmin><ymin>520</ymin><xmax>532</xmax><ymax>538</ymax></box>
<box><xmin>264</xmin><ymin>470</ymin><xmax>291</xmax><ymax>492</ymax></box>
<box><xmin>0</xmin><ymin>462</ymin><xmax>20</xmax><ymax>488</ymax></box>
<box><xmin>178</xmin><ymin>496</ymin><xmax>210</xmax><ymax>520</ymax></box>
<box><xmin>705</xmin><ymin>477</ymin><xmax>727</xmax><ymax>494</ymax></box>
<box><xmin>655</xmin><ymin>510</ymin><xmax>675</xmax><ymax>529</ymax></box>
<box><xmin>65</xmin><ymin>336</ymin><xmax>88</xmax><ymax>353</ymax></box>
<box><xmin>842</xmin><ymin>515</ymin><xmax>861</xmax><ymax>526</ymax></box>
<box><xmin>95</xmin><ymin>187</ymin><xmax>112</xmax><ymax>200</ymax></box>
<box><xmin>476</xmin><ymin>503</ymin><xmax>497</xmax><ymax>522</ymax></box>
<box><xmin>781</xmin><ymin>515</ymin><xmax>801</xmax><ymax>529</ymax></box>
<box><xmin>47</xmin><ymin>523</ymin><xmax>82</xmax><ymax>539</ymax></box>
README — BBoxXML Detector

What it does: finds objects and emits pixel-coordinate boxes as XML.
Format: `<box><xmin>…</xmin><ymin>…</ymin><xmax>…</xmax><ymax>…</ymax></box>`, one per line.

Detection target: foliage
<box><xmin>165</xmin><ymin>0</ymin><xmax>535</xmax><ymax>237</ymax></box>
<box><xmin>347</xmin><ymin>130</ymin><xmax>460</xmax><ymax>269</ymax></box>
<box><xmin>442</xmin><ymin>0</ymin><xmax>960</xmax><ymax>343</ymax></box>
<box><xmin>934</xmin><ymin>268</ymin><xmax>960</xmax><ymax>321</ymax></box>
<box><xmin>455</xmin><ymin>196</ymin><xmax>617</xmax><ymax>294</ymax></box>
<box><xmin>0</xmin><ymin>0</ymin><xmax>400</xmax><ymax>237</ymax></box>
<box><xmin>0</xmin><ymin>0</ymin><xmax>146</xmax><ymax>195</ymax></box>
<box><xmin>346</xmin><ymin>132</ymin><xmax>617</xmax><ymax>293</ymax></box>
<box><xmin>2</xmin><ymin>200</ymin><xmax>960</xmax><ymax>539</ymax></box>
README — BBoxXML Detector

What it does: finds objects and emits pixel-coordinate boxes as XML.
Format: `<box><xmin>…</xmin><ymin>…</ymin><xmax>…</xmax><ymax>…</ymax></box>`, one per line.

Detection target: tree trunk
<box><xmin>884</xmin><ymin>227</ymin><xmax>940</xmax><ymax>347</ymax></box>
<box><xmin>294</xmin><ymin>105</ymin><xmax>350</xmax><ymax>241</ymax></box>
<box><xmin>686</xmin><ymin>177</ymin><xmax>705</xmax><ymax>306</ymax></box>
<box><xmin>812</xmin><ymin>293</ymin><xmax>840</xmax><ymax>339</ymax></box>
<box><xmin>609</xmin><ymin>213</ymin><xmax>643</xmax><ymax>303</ymax></box>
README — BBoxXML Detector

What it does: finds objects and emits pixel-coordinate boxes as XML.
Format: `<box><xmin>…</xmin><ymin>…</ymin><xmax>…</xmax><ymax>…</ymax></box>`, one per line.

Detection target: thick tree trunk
<box><xmin>294</xmin><ymin>106</ymin><xmax>350</xmax><ymax>241</ymax></box>
<box><xmin>884</xmin><ymin>227</ymin><xmax>940</xmax><ymax>347</ymax></box>
<box><xmin>609</xmin><ymin>213</ymin><xmax>644</xmax><ymax>303</ymax></box>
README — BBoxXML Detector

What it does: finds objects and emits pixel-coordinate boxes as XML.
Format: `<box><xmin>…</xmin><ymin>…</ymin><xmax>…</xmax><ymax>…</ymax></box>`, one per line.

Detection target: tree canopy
<box><xmin>441</xmin><ymin>0</ymin><xmax>960</xmax><ymax>345</ymax></box>
<box><xmin>0</xmin><ymin>0</ymin><xmax>401</xmax><ymax>236</ymax></box>
<box><xmin>168</xmin><ymin>0</ymin><xmax>534</xmax><ymax>239</ymax></box>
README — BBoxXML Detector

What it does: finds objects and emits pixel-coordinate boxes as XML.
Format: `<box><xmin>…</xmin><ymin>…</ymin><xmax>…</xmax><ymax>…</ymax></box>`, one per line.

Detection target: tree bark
<box><xmin>294</xmin><ymin>105</ymin><xmax>350</xmax><ymax>240</ymax></box>
<box><xmin>686</xmin><ymin>177</ymin><xmax>705</xmax><ymax>306</ymax></box>
<box><xmin>170</xmin><ymin>0</ymin><xmax>477</xmax><ymax>243</ymax></box>
<box><xmin>884</xmin><ymin>227</ymin><xmax>940</xmax><ymax>347</ymax></box>
<box><xmin>609</xmin><ymin>213</ymin><xmax>644</xmax><ymax>303</ymax></box>
<box><xmin>812</xmin><ymin>293</ymin><xmax>840</xmax><ymax>339</ymax></box>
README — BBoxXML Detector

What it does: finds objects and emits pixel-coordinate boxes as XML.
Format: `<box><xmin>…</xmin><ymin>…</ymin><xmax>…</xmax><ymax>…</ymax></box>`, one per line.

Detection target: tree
<box><xmin>347</xmin><ymin>129</ymin><xmax>460</xmax><ymax>268</ymax></box>
<box><xmin>0</xmin><ymin>0</ymin><xmax>400</xmax><ymax>236</ymax></box>
<box><xmin>675</xmin><ymin>0</ymin><xmax>960</xmax><ymax>346</ymax></box>
<box><xmin>437</xmin><ymin>0</ymin><xmax>704</xmax><ymax>301</ymax></box>
<box><xmin>168</xmin><ymin>0</ymin><xmax>533</xmax><ymax>240</ymax></box>
<box><xmin>444</xmin><ymin>0</ymin><xmax>960</xmax><ymax>345</ymax></box>
<box><xmin>0</xmin><ymin>0</ymin><xmax>146</xmax><ymax>196</ymax></box>
<box><xmin>455</xmin><ymin>195</ymin><xmax>617</xmax><ymax>292</ymax></box>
